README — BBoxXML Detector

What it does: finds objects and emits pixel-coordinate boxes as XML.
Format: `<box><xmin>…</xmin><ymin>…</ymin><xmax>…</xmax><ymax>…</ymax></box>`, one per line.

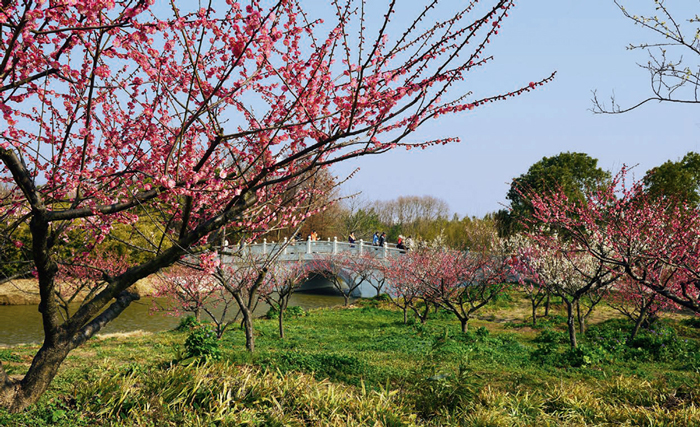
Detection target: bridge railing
<box><xmin>227</xmin><ymin>237</ymin><xmax>406</xmax><ymax>261</ymax></box>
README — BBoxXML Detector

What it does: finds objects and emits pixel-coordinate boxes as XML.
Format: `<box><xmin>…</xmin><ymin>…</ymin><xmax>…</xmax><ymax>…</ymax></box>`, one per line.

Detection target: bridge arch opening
<box><xmin>296</xmin><ymin>273</ymin><xmax>350</xmax><ymax>296</ymax></box>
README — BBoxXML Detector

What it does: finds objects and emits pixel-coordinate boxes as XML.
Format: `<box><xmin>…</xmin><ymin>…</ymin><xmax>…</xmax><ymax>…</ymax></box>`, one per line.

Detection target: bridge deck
<box><xmin>229</xmin><ymin>237</ymin><xmax>406</xmax><ymax>262</ymax></box>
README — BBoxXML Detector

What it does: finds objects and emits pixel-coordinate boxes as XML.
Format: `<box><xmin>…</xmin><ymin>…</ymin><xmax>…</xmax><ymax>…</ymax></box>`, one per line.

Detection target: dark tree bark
<box><xmin>532</xmin><ymin>300</ymin><xmax>538</xmax><ymax>327</ymax></box>
<box><xmin>460</xmin><ymin>317</ymin><xmax>470</xmax><ymax>333</ymax></box>
<box><xmin>576</xmin><ymin>300</ymin><xmax>584</xmax><ymax>335</ymax></box>
<box><xmin>564</xmin><ymin>299</ymin><xmax>578</xmax><ymax>349</ymax></box>
<box><xmin>278</xmin><ymin>295</ymin><xmax>290</xmax><ymax>340</ymax></box>
<box><xmin>230</xmin><ymin>291</ymin><xmax>256</xmax><ymax>353</ymax></box>
<box><xmin>629</xmin><ymin>303</ymin><xmax>649</xmax><ymax>342</ymax></box>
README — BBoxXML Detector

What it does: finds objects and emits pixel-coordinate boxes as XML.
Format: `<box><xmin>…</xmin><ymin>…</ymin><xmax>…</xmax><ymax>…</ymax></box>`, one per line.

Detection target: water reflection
<box><xmin>0</xmin><ymin>292</ymin><xmax>347</xmax><ymax>346</ymax></box>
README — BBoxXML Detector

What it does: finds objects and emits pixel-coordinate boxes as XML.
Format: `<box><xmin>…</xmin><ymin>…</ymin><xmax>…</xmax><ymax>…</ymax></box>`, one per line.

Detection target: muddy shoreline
<box><xmin>0</xmin><ymin>278</ymin><xmax>157</xmax><ymax>305</ymax></box>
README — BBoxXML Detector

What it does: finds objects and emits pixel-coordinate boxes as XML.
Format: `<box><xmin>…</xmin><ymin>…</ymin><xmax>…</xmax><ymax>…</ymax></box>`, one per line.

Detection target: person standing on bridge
<box><xmin>378</xmin><ymin>232</ymin><xmax>386</xmax><ymax>247</ymax></box>
<box><xmin>372</xmin><ymin>231</ymin><xmax>379</xmax><ymax>246</ymax></box>
<box><xmin>396</xmin><ymin>235</ymin><xmax>405</xmax><ymax>250</ymax></box>
<box><xmin>348</xmin><ymin>232</ymin><xmax>356</xmax><ymax>247</ymax></box>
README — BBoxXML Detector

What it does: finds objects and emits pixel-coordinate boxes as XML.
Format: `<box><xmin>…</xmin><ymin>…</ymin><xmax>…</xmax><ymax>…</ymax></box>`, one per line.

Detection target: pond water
<box><xmin>0</xmin><ymin>292</ymin><xmax>348</xmax><ymax>346</ymax></box>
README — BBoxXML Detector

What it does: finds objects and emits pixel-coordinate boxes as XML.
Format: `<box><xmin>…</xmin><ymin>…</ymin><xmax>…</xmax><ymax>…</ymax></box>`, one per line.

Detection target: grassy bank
<box><xmin>2</xmin><ymin>294</ymin><xmax>700</xmax><ymax>425</ymax></box>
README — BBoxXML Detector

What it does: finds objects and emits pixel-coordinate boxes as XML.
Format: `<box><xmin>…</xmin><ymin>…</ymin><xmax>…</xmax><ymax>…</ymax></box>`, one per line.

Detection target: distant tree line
<box><xmin>287</xmin><ymin>193</ymin><xmax>499</xmax><ymax>251</ymax></box>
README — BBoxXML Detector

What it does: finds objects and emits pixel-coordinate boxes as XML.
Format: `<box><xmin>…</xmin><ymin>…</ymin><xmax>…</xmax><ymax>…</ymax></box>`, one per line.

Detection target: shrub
<box><xmin>585</xmin><ymin>319</ymin><xmax>699</xmax><ymax>364</ymax></box>
<box><xmin>265</xmin><ymin>306</ymin><xmax>279</xmax><ymax>319</ymax></box>
<box><xmin>265</xmin><ymin>305</ymin><xmax>307</xmax><ymax>319</ymax></box>
<box><xmin>357</xmin><ymin>294</ymin><xmax>392</xmax><ymax>308</ymax></box>
<box><xmin>175</xmin><ymin>315</ymin><xmax>200</xmax><ymax>331</ymax></box>
<box><xmin>433</xmin><ymin>308</ymin><xmax>455</xmax><ymax>320</ymax></box>
<box><xmin>586</xmin><ymin>319</ymin><xmax>629</xmax><ymax>355</ymax></box>
<box><xmin>530</xmin><ymin>340</ymin><xmax>558</xmax><ymax>366</ymax></box>
<box><xmin>680</xmin><ymin>316</ymin><xmax>700</xmax><ymax>329</ymax></box>
<box><xmin>559</xmin><ymin>345</ymin><xmax>608</xmax><ymax>368</ymax></box>
<box><xmin>286</xmin><ymin>305</ymin><xmax>307</xmax><ymax>318</ymax></box>
<box><xmin>530</xmin><ymin>329</ymin><xmax>567</xmax><ymax>365</ymax></box>
<box><xmin>411</xmin><ymin>362</ymin><xmax>479</xmax><ymax>419</ymax></box>
<box><xmin>627</xmin><ymin>324</ymin><xmax>695</xmax><ymax>363</ymax></box>
<box><xmin>184</xmin><ymin>324</ymin><xmax>221</xmax><ymax>360</ymax></box>
<box><xmin>372</xmin><ymin>293</ymin><xmax>392</xmax><ymax>302</ymax></box>
<box><xmin>533</xmin><ymin>329</ymin><xmax>567</xmax><ymax>345</ymax></box>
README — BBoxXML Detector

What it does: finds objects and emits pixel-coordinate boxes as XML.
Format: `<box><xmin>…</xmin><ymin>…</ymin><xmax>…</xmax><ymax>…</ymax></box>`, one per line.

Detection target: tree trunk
<box><xmin>531</xmin><ymin>300</ymin><xmax>538</xmax><ymax>327</ymax></box>
<box><xmin>0</xmin><ymin>363</ymin><xmax>14</xmax><ymax>408</ymax></box>
<box><xmin>412</xmin><ymin>302</ymin><xmax>430</xmax><ymax>324</ymax></box>
<box><xmin>1</xmin><ymin>286</ymin><xmax>139</xmax><ymax>412</ymax></box>
<box><xmin>629</xmin><ymin>303</ymin><xmax>649</xmax><ymax>342</ymax></box>
<box><xmin>576</xmin><ymin>300</ymin><xmax>585</xmax><ymax>335</ymax></box>
<box><xmin>403</xmin><ymin>307</ymin><xmax>408</xmax><ymax>324</ymax></box>
<box><xmin>0</xmin><ymin>342</ymin><xmax>70</xmax><ymax>412</ymax></box>
<box><xmin>343</xmin><ymin>292</ymin><xmax>349</xmax><ymax>306</ymax></box>
<box><xmin>231</xmin><ymin>291</ymin><xmax>256</xmax><ymax>353</ymax></box>
<box><xmin>565</xmin><ymin>300</ymin><xmax>577</xmax><ymax>348</ymax></box>
<box><xmin>278</xmin><ymin>309</ymin><xmax>285</xmax><ymax>339</ymax></box>
<box><xmin>460</xmin><ymin>317</ymin><xmax>469</xmax><ymax>333</ymax></box>
<box><xmin>544</xmin><ymin>293</ymin><xmax>551</xmax><ymax>317</ymax></box>
<box><xmin>242</xmin><ymin>309</ymin><xmax>255</xmax><ymax>353</ymax></box>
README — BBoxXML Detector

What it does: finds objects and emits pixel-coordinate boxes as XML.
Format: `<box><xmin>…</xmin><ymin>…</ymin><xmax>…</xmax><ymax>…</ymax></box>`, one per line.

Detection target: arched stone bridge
<box><xmin>222</xmin><ymin>237</ymin><xmax>406</xmax><ymax>297</ymax></box>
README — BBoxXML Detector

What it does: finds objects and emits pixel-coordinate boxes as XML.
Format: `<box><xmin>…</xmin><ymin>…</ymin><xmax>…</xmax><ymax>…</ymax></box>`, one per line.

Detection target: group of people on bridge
<box><xmin>346</xmin><ymin>231</ymin><xmax>414</xmax><ymax>251</ymax></box>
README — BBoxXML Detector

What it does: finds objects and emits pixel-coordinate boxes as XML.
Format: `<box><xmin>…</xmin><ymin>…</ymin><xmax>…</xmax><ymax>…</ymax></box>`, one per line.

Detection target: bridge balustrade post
<box><xmin>307</xmin><ymin>236</ymin><xmax>312</xmax><ymax>254</ymax></box>
<box><xmin>283</xmin><ymin>237</ymin><xmax>288</xmax><ymax>255</ymax></box>
<box><xmin>263</xmin><ymin>238</ymin><xmax>267</xmax><ymax>255</ymax></box>
<box><xmin>383</xmin><ymin>242</ymin><xmax>387</xmax><ymax>258</ymax></box>
<box><xmin>359</xmin><ymin>239</ymin><xmax>364</xmax><ymax>255</ymax></box>
<box><xmin>333</xmin><ymin>237</ymin><xmax>337</xmax><ymax>254</ymax></box>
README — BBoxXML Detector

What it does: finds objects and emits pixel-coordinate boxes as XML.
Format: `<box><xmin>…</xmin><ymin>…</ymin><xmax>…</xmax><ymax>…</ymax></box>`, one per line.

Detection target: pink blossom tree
<box><xmin>384</xmin><ymin>254</ymin><xmax>431</xmax><ymax>324</ymax></box>
<box><xmin>308</xmin><ymin>253</ymin><xmax>356</xmax><ymax>306</ymax></box>
<box><xmin>392</xmin><ymin>242</ymin><xmax>512</xmax><ymax>333</ymax></box>
<box><xmin>527</xmin><ymin>170</ymin><xmax>700</xmax><ymax>315</ymax></box>
<box><xmin>338</xmin><ymin>251</ymin><xmax>384</xmax><ymax>298</ymax></box>
<box><xmin>369</xmin><ymin>266</ymin><xmax>389</xmax><ymax>298</ymax></box>
<box><xmin>509</xmin><ymin>236</ymin><xmax>549</xmax><ymax>327</ymax></box>
<box><xmin>260</xmin><ymin>260</ymin><xmax>308</xmax><ymax>339</ymax></box>
<box><xmin>405</xmin><ymin>246</ymin><xmax>512</xmax><ymax>333</ymax></box>
<box><xmin>154</xmin><ymin>264</ymin><xmax>219</xmax><ymax>323</ymax></box>
<box><xmin>213</xmin><ymin>254</ymin><xmax>268</xmax><ymax>353</ymax></box>
<box><xmin>607</xmin><ymin>275</ymin><xmax>677</xmax><ymax>341</ymax></box>
<box><xmin>0</xmin><ymin>0</ymin><xmax>554</xmax><ymax>411</ymax></box>
<box><xmin>154</xmin><ymin>258</ymin><xmax>243</xmax><ymax>339</ymax></box>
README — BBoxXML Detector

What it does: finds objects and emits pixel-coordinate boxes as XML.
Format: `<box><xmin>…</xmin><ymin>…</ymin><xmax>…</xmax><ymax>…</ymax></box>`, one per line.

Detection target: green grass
<box><xmin>2</xmin><ymin>294</ymin><xmax>700</xmax><ymax>425</ymax></box>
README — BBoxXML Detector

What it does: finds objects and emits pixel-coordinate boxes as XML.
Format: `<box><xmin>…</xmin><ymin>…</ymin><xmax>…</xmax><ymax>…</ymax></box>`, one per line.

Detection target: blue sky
<box><xmin>332</xmin><ymin>1</ymin><xmax>700</xmax><ymax>217</ymax></box>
